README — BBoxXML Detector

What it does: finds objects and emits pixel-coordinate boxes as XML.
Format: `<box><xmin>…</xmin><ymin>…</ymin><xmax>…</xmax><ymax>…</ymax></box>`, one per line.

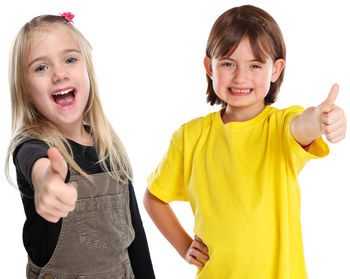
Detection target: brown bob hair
<box><xmin>205</xmin><ymin>5</ymin><xmax>286</xmax><ymax>106</ymax></box>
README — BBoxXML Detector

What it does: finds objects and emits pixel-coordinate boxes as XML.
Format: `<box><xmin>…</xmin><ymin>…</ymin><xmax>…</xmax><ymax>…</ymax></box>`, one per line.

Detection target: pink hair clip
<box><xmin>59</xmin><ymin>12</ymin><xmax>74</xmax><ymax>23</ymax></box>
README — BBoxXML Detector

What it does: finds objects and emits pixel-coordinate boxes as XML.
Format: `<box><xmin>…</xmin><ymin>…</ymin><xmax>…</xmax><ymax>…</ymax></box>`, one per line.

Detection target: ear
<box><xmin>203</xmin><ymin>56</ymin><xmax>213</xmax><ymax>78</ymax></box>
<box><xmin>271</xmin><ymin>58</ymin><xmax>285</xmax><ymax>83</ymax></box>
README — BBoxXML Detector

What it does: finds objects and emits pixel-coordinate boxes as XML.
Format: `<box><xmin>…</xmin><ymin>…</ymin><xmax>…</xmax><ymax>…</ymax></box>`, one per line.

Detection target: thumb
<box><xmin>318</xmin><ymin>83</ymin><xmax>339</xmax><ymax>114</ymax></box>
<box><xmin>47</xmin><ymin>147</ymin><xmax>68</xmax><ymax>181</ymax></box>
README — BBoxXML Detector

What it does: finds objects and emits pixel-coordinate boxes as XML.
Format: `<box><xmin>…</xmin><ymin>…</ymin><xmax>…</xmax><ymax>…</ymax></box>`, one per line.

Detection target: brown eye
<box><xmin>223</xmin><ymin>62</ymin><xmax>234</xmax><ymax>67</ymax></box>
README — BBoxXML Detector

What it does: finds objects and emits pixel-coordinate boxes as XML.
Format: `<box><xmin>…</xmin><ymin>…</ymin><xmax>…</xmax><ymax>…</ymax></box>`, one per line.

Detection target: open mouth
<box><xmin>52</xmin><ymin>88</ymin><xmax>76</xmax><ymax>107</ymax></box>
<box><xmin>228</xmin><ymin>88</ymin><xmax>253</xmax><ymax>95</ymax></box>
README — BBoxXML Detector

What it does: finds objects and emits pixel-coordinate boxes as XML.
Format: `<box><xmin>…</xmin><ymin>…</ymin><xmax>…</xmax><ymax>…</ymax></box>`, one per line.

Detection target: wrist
<box><xmin>312</xmin><ymin>106</ymin><xmax>323</xmax><ymax>134</ymax></box>
<box><xmin>179</xmin><ymin>235</ymin><xmax>193</xmax><ymax>260</ymax></box>
<box><xmin>303</xmin><ymin>106</ymin><xmax>322</xmax><ymax>139</ymax></box>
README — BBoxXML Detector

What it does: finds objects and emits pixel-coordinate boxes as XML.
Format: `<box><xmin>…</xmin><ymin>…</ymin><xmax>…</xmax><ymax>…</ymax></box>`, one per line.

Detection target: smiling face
<box><xmin>204</xmin><ymin>38</ymin><xmax>284</xmax><ymax>122</ymax></box>
<box><xmin>26</xmin><ymin>24</ymin><xmax>90</xmax><ymax>133</ymax></box>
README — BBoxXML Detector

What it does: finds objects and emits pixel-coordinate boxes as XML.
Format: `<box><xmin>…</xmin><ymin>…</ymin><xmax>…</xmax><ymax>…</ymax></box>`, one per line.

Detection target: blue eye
<box><xmin>66</xmin><ymin>57</ymin><xmax>77</xmax><ymax>64</ymax></box>
<box><xmin>35</xmin><ymin>65</ymin><xmax>48</xmax><ymax>72</ymax></box>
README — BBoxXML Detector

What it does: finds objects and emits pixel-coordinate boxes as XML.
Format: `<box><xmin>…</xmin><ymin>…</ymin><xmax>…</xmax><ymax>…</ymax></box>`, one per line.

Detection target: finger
<box><xmin>321</xmin><ymin>105</ymin><xmax>344</xmax><ymax>125</ymax></box>
<box><xmin>193</xmin><ymin>239</ymin><xmax>209</xmax><ymax>253</ymax></box>
<box><xmin>36</xmin><ymin>193</ymin><xmax>75</xmax><ymax>216</ymax></box>
<box><xmin>36</xmin><ymin>202</ymin><xmax>67</xmax><ymax>223</ymax></box>
<box><xmin>187</xmin><ymin>255</ymin><xmax>205</xmax><ymax>267</ymax></box>
<box><xmin>54</xmin><ymin>182</ymin><xmax>78</xmax><ymax>208</ymax></box>
<box><xmin>47</xmin><ymin>205</ymin><xmax>70</xmax><ymax>219</ymax></box>
<box><xmin>42</xmin><ymin>207</ymin><xmax>72</xmax><ymax>223</ymax></box>
<box><xmin>189</xmin><ymin>247</ymin><xmax>209</xmax><ymax>261</ymax></box>
<box><xmin>40</xmin><ymin>212</ymin><xmax>61</xmax><ymax>223</ymax></box>
<box><xmin>47</xmin><ymin>147</ymin><xmax>68</xmax><ymax>181</ymax></box>
<box><xmin>194</xmin><ymin>235</ymin><xmax>204</xmax><ymax>242</ymax></box>
<box><xmin>194</xmin><ymin>235</ymin><xmax>209</xmax><ymax>252</ymax></box>
<box><xmin>327</xmin><ymin>134</ymin><xmax>346</xmax><ymax>144</ymax></box>
<box><xmin>321</xmin><ymin>118</ymin><xmax>346</xmax><ymax>135</ymax></box>
<box><xmin>323</xmin><ymin>127</ymin><xmax>346</xmax><ymax>143</ymax></box>
<box><xmin>318</xmin><ymin>83</ymin><xmax>339</xmax><ymax>114</ymax></box>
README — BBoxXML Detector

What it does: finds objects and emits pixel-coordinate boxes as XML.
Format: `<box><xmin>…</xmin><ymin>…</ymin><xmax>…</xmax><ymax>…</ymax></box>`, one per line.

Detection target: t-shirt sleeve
<box><xmin>147</xmin><ymin>125</ymin><xmax>188</xmax><ymax>203</ymax></box>
<box><xmin>13</xmin><ymin>140</ymin><xmax>50</xmax><ymax>192</ymax></box>
<box><xmin>281</xmin><ymin>106</ymin><xmax>329</xmax><ymax>173</ymax></box>
<box><xmin>13</xmin><ymin>139</ymin><xmax>70</xmax><ymax>194</ymax></box>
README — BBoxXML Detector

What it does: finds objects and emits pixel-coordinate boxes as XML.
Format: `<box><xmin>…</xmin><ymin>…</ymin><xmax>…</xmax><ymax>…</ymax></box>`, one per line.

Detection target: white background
<box><xmin>0</xmin><ymin>0</ymin><xmax>349</xmax><ymax>278</ymax></box>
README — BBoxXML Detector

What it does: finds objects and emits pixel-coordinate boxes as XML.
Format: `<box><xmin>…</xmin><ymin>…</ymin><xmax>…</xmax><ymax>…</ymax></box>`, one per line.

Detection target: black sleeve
<box><xmin>13</xmin><ymin>139</ymin><xmax>63</xmax><ymax>267</ymax></box>
<box><xmin>13</xmin><ymin>139</ymin><xmax>50</xmax><ymax>194</ymax></box>
<box><xmin>14</xmin><ymin>139</ymin><xmax>70</xmax><ymax>195</ymax></box>
<box><xmin>128</xmin><ymin>181</ymin><xmax>156</xmax><ymax>279</ymax></box>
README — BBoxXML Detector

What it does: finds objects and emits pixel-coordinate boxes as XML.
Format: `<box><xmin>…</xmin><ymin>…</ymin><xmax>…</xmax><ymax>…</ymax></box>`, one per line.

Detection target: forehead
<box><xmin>27</xmin><ymin>24</ymin><xmax>79</xmax><ymax>62</ymax></box>
<box><xmin>219</xmin><ymin>35</ymin><xmax>272</xmax><ymax>63</ymax></box>
<box><xmin>224</xmin><ymin>38</ymin><xmax>254</xmax><ymax>58</ymax></box>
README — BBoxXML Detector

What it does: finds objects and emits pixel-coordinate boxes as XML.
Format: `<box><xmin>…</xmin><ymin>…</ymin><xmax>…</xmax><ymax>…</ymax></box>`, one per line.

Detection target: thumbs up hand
<box><xmin>315</xmin><ymin>84</ymin><xmax>347</xmax><ymax>143</ymax></box>
<box><xmin>32</xmin><ymin>147</ymin><xmax>78</xmax><ymax>223</ymax></box>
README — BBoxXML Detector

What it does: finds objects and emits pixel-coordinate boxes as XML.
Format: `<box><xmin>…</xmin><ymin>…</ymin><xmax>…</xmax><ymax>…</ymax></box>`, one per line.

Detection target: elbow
<box><xmin>143</xmin><ymin>188</ymin><xmax>150</xmax><ymax>211</ymax></box>
<box><xmin>143</xmin><ymin>187</ymin><xmax>155</xmax><ymax>214</ymax></box>
<box><xmin>143</xmin><ymin>187</ymin><xmax>167</xmax><ymax>215</ymax></box>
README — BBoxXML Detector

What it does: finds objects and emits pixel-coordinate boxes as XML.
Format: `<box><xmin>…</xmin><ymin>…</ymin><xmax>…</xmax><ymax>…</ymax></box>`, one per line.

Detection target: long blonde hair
<box><xmin>6</xmin><ymin>15</ymin><xmax>132</xmax><ymax>184</ymax></box>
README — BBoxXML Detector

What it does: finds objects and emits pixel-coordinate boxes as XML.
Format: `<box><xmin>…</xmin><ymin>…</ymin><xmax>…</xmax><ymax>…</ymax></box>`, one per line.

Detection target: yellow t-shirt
<box><xmin>148</xmin><ymin>105</ymin><xmax>329</xmax><ymax>279</ymax></box>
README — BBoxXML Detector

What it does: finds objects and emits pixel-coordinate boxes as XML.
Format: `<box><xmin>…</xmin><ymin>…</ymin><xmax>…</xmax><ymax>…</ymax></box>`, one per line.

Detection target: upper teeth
<box><xmin>53</xmin><ymin>88</ymin><xmax>73</xmax><ymax>96</ymax></box>
<box><xmin>231</xmin><ymin>89</ymin><xmax>251</xmax><ymax>93</ymax></box>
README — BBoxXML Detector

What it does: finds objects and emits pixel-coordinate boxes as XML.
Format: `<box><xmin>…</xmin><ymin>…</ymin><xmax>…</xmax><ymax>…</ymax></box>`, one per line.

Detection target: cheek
<box><xmin>80</xmin><ymin>70</ymin><xmax>91</xmax><ymax>109</ymax></box>
<box><xmin>83</xmin><ymin>74</ymin><xmax>90</xmax><ymax>94</ymax></box>
<box><xmin>213</xmin><ymin>70</ymin><xmax>230</xmax><ymax>89</ymax></box>
<box><xmin>27</xmin><ymin>77</ymin><xmax>43</xmax><ymax>100</ymax></box>
<box><xmin>81</xmin><ymin>68</ymin><xmax>90</xmax><ymax>92</ymax></box>
<box><xmin>254</xmin><ymin>72</ymin><xmax>272</xmax><ymax>91</ymax></box>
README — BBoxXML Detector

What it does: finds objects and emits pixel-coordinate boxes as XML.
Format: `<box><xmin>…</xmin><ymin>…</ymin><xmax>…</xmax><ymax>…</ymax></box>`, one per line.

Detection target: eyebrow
<box><xmin>218</xmin><ymin>57</ymin><xmax>266</xmax><ymax>63</ymax></box>
<box><xmin>27</xmin><ymin>49</ymin><xmax>81</xmax><ymax>68</ymax></box>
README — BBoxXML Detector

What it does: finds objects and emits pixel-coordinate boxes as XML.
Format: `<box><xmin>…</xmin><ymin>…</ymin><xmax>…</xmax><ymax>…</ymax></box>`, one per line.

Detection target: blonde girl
<box><xmin>6</xmin><ymin>13</ymin><xmax>154</xmax><ymax>279</ymax></box>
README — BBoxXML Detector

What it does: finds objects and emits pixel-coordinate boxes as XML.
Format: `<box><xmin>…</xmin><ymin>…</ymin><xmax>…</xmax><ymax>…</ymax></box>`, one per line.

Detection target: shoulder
<box><xmin>268</xmin><ymin>105</ymin><xmax>304</xmax><ymax>117</ymax></box>
<box><xmin>13</xmin><ymin>139</ymin><xmax>49</xmax><ymax>162</ymax></box>
<box><xmin>173</xmin><ymin>111</ymin><xmax>217</xmax><ymax>138</ymax></box>
<box><xmin>13</xmin><ymin>139</ymin><xmax>50</xmax><ymax>190</ymax></box>
<box><xmin>267</xmin><ymin>105</ymin><xmax>304</xmax><ymax>125</ymax></box>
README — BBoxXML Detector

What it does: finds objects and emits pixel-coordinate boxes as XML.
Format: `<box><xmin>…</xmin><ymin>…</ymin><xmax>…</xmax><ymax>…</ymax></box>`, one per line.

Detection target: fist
<box><xmin>316</xmin><ymin>84</ymin><xmax>347</xmax><ymax>143</ymax></box>
<box><xmin>33</xmin><ymin>147</ymin><xmax>78</xmax><ymax>223</ymax></box>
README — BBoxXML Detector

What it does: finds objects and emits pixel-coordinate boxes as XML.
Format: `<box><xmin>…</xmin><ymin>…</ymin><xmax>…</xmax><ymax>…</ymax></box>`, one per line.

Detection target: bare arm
<box><xmin>290</xmin><ymin>84</ymin><xmax>346</xmax><ymax>146</ymax></box>
<box><xmin>143</xmin><ymin>188</ymin><xmax>209</xmax><ymax>267</ymax></box>
<box><xmin>290</xmin><ymin>107</ymin><xmax>321</xmax><ymax>146</ymax></box>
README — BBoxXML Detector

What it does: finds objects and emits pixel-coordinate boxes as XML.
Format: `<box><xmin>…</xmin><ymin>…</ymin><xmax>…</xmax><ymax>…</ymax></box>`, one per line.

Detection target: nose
<box><xmin>233</xmin><ymin>66</ymin><xmax>248</xmax><ymax>83</ymax></box>
<box><xmin>52</xmin><ymin>67</ymin><xmax>69</xmax><ymax>83</ymax></box>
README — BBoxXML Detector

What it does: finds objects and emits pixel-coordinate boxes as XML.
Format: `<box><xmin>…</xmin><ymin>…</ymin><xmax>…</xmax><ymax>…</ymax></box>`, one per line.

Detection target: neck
<box><xmin>222</xmin><ymin>103</ymin><xmax>266</xmax><ymax>123</ymax></box>
<box><xmin>58</xmin><ymin>122</ymin><xmax>94</xmax><ymax>146</ymax></box>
